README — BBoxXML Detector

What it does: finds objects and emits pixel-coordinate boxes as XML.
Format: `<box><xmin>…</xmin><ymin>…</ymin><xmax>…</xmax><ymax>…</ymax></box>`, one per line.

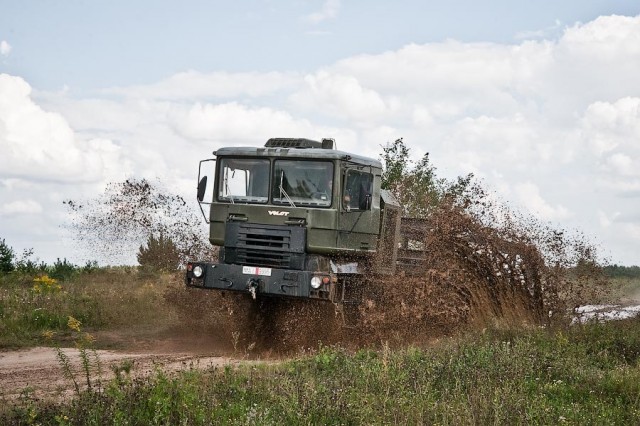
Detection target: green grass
<box><xmin>609</xmin><ymin>276</ymin><xmax>640</xmax><ymax>303</ymax></box>
<box><xmin>3</xmin><ymin>267</ymin><xmax>640</xmax><ymax>424</ymax></box>
<box><xmin>4</xmin><ymin>320</ymin><xmax>640</xmax><ymax>425</ymax></box>
<box><xmin>0</xmin><ymin>268</ymin><xmax>177</xmax><ymax>348</ymax></box>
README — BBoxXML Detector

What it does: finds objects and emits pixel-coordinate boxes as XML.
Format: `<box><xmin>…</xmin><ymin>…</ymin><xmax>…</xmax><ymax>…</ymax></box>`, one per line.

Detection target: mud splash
<box><xmin>66</xmin><ymin>178</ymin><xmax>609</xmax><ymax>354</ymax></box>
<box><xmin>64</xmin><ymin>179</ymin><xmax>215</xmax><ymax>265</ymax></box>
<box><xmin>355</xmin><ymin>187</ymin><xmax>610</xmax><ymax>345</ymax></box>
<box><xmin>359</xmin><ymin>203</ymin><xmax>549</xmax><ymax>344</ymax></box>
<box><xmin>167</xmin><ymin>191</ymin><xmax>609</xmax><ymax>354</ymax></box>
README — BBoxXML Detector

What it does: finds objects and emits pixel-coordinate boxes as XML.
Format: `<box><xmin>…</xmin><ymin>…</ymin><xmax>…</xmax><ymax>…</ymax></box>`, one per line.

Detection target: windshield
<box><xmin>272</xmin><ymin>160</ymin><xmax>333</xmax><ymax>207</ymax></box>
<box><xmin>218</xmin><ymin>158</ymin><xmax>270</xmax><ymax>203</ymax></box>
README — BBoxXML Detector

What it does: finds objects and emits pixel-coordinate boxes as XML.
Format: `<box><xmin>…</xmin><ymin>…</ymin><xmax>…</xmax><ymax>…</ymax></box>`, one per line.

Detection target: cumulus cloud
<box><xmin>304</xmin><ymin>0</ymin><xmax>341</xmax><ymax>24</ymax></box>
<box><xmin>0</xmin><ymin>74</ymin><xmax>134</xmax><ymax>264</ymax></box>
<box><xmin>561</xmin><ymin>15</ymin><xmax>640</xmax><ymax>56</ymax></box>
<box><xmin>514</xmin><ymin>182</ymin><xmax>571</xmax><ymax>221</ymax></box>
<box><xmin>0</xmin><ymin>40</ymin><xmax>11</xmax><ymax>57</ymax></box>
<box><xmin>290</xmin><ymin>71</ymin><xmax>388</xmax><ymax>124</ymax></box>
<box><xmin>0</xmin><ymin>74</ymin><xmax>123</xmax><ymax>183</ymax></box>
<box><xmin>103</xmin><ymin>70</ymin><xmax>301</xmax><ymax>100</ymax></box>
<box><xmin>579</xmin><ymin>97</ymin><xmax>640</xmax><ymax>196</ymax></box>
<box><xmin>165</xmin><ymin>100</ymin><xmax>360</xmax><ymax>154</ymax></box>
<box><xmin>515</xmin><ymin>20</ymin><xmax>563</xmax><ymax>40</ymax></box>
<box><xmin>170</xmin><ymin>102</ymin><xmax>314</xmax><ymax>141</ymax></box>
<box><xmin>0</xmin><ymin>199</ymin><xmax>43</xmax><ymax>216</ymax></box>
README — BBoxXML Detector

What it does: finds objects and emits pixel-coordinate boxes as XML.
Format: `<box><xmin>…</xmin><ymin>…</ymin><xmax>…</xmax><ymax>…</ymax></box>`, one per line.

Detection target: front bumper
<box><xmin>186</xmin><ymin>262</ymin><xmax>335</xmax><ymax>300</ymax></box>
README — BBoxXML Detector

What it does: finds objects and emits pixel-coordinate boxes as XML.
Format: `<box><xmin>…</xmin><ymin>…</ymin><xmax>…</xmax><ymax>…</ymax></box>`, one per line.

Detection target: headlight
<box><xmin>310</xmin><ymin>276</ymin><xmax>322</xmax><ymax>289</ymax></box>
<box><xmin>193</xmin><ymin>265</ymin><xmax>204</xmax><ymax>278</ymax></box>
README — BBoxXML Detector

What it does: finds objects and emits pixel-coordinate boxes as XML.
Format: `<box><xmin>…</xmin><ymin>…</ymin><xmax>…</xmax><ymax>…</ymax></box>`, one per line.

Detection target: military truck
<box><xmin>186</xmin><ymin>138</ymin><xmax>425</xmax><ymax>313</ymax></box>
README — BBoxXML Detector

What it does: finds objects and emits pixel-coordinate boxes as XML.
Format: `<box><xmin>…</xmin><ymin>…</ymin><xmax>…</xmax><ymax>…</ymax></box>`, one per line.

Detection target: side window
<box><xmin>343</xmin><ymin>170</ymin><xmax>373</xmax><ymax>211</ymax></box>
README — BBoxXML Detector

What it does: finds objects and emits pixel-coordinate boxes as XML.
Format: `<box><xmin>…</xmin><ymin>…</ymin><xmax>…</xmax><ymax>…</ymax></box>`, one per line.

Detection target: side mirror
<box><xmin>197</xmin><ymin>176</ymin><xmax>208</xmax><ymax>202</ymax></box>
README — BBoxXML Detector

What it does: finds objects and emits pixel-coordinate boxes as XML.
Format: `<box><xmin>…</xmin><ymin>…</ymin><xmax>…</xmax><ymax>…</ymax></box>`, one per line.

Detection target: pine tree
<box><xmin>0</xmin><ymin>238</ymin><xmax>15</xmax><ymax>273</ymax></box>
<box><xmin>137</xmin><ymin>233</ymin><xmax>180</xmax><ymax>272</ymax></box>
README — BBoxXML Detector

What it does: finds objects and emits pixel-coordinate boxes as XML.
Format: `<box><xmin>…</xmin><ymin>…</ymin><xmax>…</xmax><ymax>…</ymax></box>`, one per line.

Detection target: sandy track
<box><xmin>0</xmin><ymin>346</ymin><xmax>239</xmax><ymax>402</ymax></box>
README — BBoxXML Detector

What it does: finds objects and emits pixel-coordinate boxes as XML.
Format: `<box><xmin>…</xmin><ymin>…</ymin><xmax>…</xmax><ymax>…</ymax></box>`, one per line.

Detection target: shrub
<box><xmin>50</xmin><ymin>258</ymin><xmax>79</xmax><ymax>281</ymax></box>
<box><xmin>0</xmin><ymin>238</ymin><xmax>15</xmax><ymax>273</ymax></box>
<box><xmin>137</xmin><ymin>233</ymin><xmax>180</xmax><ymax>272</ymax></box>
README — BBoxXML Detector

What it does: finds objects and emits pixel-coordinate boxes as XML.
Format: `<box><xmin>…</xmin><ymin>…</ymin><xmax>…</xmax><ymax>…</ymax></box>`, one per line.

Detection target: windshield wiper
<box><xmin>224</xmin><ymin>170</ymin><xmax>234</xmax><ymax>204</ymax></box>
<box><xmin>279</xmin><ymin>170</ymin><xmax>296</xmax><ymax>208</ymax></box>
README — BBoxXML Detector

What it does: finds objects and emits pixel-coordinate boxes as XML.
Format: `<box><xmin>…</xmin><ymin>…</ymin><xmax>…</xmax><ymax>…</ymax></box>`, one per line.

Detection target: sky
<box><xmin>1</xmin><ymin>0</ymin><xmax>640</xmax><ymax>266</ymax></box>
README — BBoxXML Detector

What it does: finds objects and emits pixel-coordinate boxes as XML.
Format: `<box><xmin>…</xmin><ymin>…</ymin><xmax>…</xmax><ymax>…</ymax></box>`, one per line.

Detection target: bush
<box><xmin>137</xmin><ymin>233</ymin><xmax>180</xmax><ymax>272</ymax></box>
<box><xmin>49</xmin><ymin>258</ymin><xmax>79</xmax><ymax>281</ymax></box>
<box><xmin>0</xmin><ymin>238</ymin><xmax>15</xmax><ymax>273</ymax></box>
<box><xmin>380</xmin><ymin>137</ymin><xmax>473</xmax><ymax>218</ymax></box>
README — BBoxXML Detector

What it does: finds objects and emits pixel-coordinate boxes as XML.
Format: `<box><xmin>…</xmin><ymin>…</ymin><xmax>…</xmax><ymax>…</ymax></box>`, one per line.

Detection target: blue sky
<box><xmin>3</xmin><ymin>0</ymin><xmax>639</xmax><ymax>90</ymax></box>
<box><xmin>1</xmin><ymin>1</ymin><xmax>640</xmax><ymax>265</ymax></box>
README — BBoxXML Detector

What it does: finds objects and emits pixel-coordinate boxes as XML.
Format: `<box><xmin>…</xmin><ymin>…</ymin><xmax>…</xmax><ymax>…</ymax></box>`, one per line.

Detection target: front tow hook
<box><xmin>218</xmin><ymin>278</ymin><xmax>234</xmax><ymax>288</ymax></box>
<box><xmin>247</xmin><ymin>278</ymin><xmax>261</xmax><ymax>300</ymax></box>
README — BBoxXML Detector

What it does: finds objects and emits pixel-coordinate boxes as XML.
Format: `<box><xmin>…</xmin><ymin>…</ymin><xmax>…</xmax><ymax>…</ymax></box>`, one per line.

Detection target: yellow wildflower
<box><xmin>32</xmin><ymin>275</ymin><xmax>62</xmax><ymax>293</ymax></box>
<box><xmin>42</xmin><ymin>329</ymin><xmax>55</xmax><ymax>340</ymax></box>
<box><xmin>83</xmin><ymin>333</ymin><xmax>96</xmax><ymax>344</ymax></box>
<box><xmin>33</xmin><ymin>275</ymin><xmax>57</xmax><ymax>285</ymax></box>
<box><xmin>67</xmin><ymin>316</ymin><xmax>82</xmax><ymax>332</ymax></box>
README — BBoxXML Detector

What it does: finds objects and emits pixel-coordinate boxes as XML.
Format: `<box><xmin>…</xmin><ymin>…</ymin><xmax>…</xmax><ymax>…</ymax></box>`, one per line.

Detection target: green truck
<box><xmin>186</xmin><ymin>138</ymin><xmax>425</xmax><ymax>311</ymax></box>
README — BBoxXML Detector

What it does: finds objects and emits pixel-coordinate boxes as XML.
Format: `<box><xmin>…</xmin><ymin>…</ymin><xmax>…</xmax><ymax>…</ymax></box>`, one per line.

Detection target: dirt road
<box><xmin>0</xmin><ymin>342</ymin><xmax>243</xmax><ymax>402</ymax></box>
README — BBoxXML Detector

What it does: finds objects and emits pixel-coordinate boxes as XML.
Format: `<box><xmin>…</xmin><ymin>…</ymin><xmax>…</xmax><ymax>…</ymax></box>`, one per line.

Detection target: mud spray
<box><xmin>67</xmin><ymin>179</ymin><xmax>610</xmax><ymax>355</ymax></box>
<box><xmin>165</xmin><ymin>189</ymin><xmax>609</xmax><ymax>355</ymax></box>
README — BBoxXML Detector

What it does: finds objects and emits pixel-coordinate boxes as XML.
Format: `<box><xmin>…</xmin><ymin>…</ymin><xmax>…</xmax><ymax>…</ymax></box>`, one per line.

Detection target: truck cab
<box><xmin>186</xmin><ymin>138</ymin><xmax>396</xmax><ymax>301</ymax></box>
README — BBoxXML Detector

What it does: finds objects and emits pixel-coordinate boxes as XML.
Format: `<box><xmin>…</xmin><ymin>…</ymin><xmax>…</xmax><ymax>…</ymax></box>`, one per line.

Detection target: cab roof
<box><xmin>213</xmin><ymin>145</ymin><xmax>382</xmax><ymax>169</ymax></box>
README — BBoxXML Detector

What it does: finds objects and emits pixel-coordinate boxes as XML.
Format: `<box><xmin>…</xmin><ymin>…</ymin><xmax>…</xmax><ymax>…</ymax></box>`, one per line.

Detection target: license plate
<box><xmin>242</xmin><ymin>266</ymin><xmax>272</xmax><ymax>276</ymax></box>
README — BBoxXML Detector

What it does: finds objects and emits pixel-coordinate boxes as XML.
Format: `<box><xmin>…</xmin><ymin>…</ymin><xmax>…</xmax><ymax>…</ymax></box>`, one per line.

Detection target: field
<box><xmin>1</xmin><ymin>268</ymin><xmax>640</xmax><ymax>424</ymax></box>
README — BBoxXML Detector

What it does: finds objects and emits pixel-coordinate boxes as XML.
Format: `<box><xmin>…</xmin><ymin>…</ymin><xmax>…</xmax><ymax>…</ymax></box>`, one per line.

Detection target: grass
<box><xmin>2</xmin><ymin>319</ymin><xmax>640</xmax><ymax>424</ymax></box>
<box><xmin>0</xmin><ymin>268</ymin><xmax>178</xmax><ymax>348</ymax></box>
<box><xmin>2</xmin><ymin>267</ymin><xmax>640</xmax><ymax>424</ymax></box>
<box><xmin>608</xmin><ymin>276</ymin><xmax>640</xmax><ymax>303</ymax></box>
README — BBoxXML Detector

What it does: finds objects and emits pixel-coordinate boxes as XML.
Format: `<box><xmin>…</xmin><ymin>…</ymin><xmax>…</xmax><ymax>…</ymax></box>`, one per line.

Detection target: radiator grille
<box><xmin>225</xmin><ymin>222</ymin><xmax>306</xmax><ymax>269</ymax></box>
<box><xmin>236</xmin><ymin>225</ymin><xmax>292</xmax><ymax>268</ymax></box>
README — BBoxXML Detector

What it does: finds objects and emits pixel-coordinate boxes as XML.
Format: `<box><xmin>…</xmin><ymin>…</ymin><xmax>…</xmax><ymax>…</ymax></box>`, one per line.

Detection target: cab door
<box><xmin>337</xmin><ymin>166</ymin><xmax>380</xmax><ymax>252</ymax></box>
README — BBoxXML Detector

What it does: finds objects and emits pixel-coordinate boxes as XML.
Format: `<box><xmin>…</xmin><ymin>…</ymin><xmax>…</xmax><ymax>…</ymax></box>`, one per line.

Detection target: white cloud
<box><xmin>290</xmin><ymin>71</ymin><xmax>388</xmax><ymax>124</ymax></box>
<box><xmin>304</xmin><ymin>0</ymin><xmax>341</xmax><ymax>24</ymax></box>
<box><xmin>579</xmin><ymin>97</ymin><xmax>640</xmax><ymax>195</ymax></box>
<box><xmin>514</xmin><ymin>182</ymin><xmax>571</xmax><ymax>221</ymax></box>
<box><xmin>0</xmin><ymin>199</ymin><xmax>42</xmax><ymax>216</ymax></box>
<box><xmin>171</xmin><ymin>101</ymin><xmax>314</xmax><ymax>141</ymax></box>
<box><xmin>515</xmin><ymin>20</ymin><xmax>563</xmax><ymax>40</ymax></box>
<box><xmin>0</xmin><ymin>74</ymin><xmax>124</xmax><ymax>183</ymax></box>
<box><xmin>598</xmin><ymin>210</ymin><xmax>617</xmax><ymax>228</ymax></box>
<box><xmin>561</xmin><ymin>15</ymin><xmax>640</xmax><ymax>56</ymax></box>
<box><xmin>0</xmin><ymin>178</ymin><xmax>35</xmax><ymax>191</ymax></box>
<box><xmin>103</xmin><ymin>70</ymin><xmax>301</xmax><ymax>100</ymax></box>
<box><xmin>605</xmin><ymin>153</ymin><xmax>636</xmax><ymax>177</ymax></box>
<box><xmin>0</xmin><ymin>40</ymin><xmax>11</xmax><ymax>57</ymax></box>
